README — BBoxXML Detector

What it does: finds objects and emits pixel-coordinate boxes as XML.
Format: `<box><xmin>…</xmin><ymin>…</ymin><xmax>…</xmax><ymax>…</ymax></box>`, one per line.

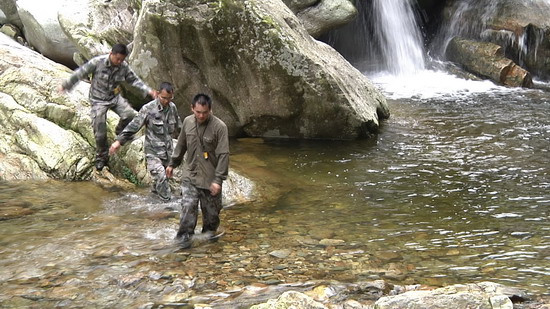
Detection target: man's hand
<box><xmin>166</xmin><ymin>166</ymin><xmax>174</xmax><ymax>178</ymax></box>
<box><xmin>109</xmin><ymin>140</ymin><xmax>121</xmax><ymax>155</ymax></box>
<box><xmin>57</xmin><ymin>84</ymin><xmax>66</xmax><ymax>94</ymax></box>
<box><xmin>149</xmin><ymin>89</ymin><xmax>158</xmax><ymax>99</ymax></box>
<box><xmin>210</xmin><ymin>183</ymin><xmax>221</xmax><ymax>196</ymax></box>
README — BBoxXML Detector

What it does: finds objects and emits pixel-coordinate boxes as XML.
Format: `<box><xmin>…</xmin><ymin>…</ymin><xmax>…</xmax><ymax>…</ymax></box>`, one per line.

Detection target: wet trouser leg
<box><xmin>177</xmin><ymin>181</ymin><xmax>200</xmax><ymax>238</ymax></box>
<box><xmin>200</xmin><ymin>188</ymin><xmax>223</xmax><ymax>233</ymax></box>
<box><xmin>112</xmin><ymin>95</ymin><xmax>137</xmax><ymax>135</ymax></box>
<box><xmin>177</xmin><ymin>181</ymin><xmax>223</xmax><ymax>238</ymax></box>
<box><xmin>90</xmin><ymin>103</ymin><xmax>110</xmax><ymax>164</ymax></box>
<box><xmin>91</xmin><ymin>96</ymin><xmax>135</xmax><ymax>165</ymax></box>
<box><xmin>146</xmin><ymin>156</ymin><xmax>171</xmax><ymax>201</ymax></box>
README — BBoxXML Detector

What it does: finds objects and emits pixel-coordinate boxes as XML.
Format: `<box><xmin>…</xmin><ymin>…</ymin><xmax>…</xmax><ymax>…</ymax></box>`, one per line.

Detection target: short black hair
<box><xmin>111</xmin><ymin>43</ymin><xmax>128</xmax><ymax>56</ymax></box>
<box><xmin>159</xmin><ymin>82</ymin><xmax>174</xmax><ymax>93</ymax></box>
<box><xmin>192</xmin><ymin>93</ymin><xmax>212</xmax><ymax>109</ymax></box>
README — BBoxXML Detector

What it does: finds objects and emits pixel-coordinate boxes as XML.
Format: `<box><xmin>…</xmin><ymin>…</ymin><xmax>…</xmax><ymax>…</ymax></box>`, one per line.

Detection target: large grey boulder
<box><xmin>0</xmin><ymin>8</ymin><xmax>7</xmax><ymax>24</ymax></box>
<box><xmin>282</xmin><ymin>0</ymin><xmax>357</xmax><ymax>38</ymax></box>
<box><xmin>58</xmin><ymin>0</ymin><xmax>141</xmax><ymax>65</ymax></box>
<box><xmin>0</xmin><ymin>0</ymin><xmax>22</xmax><ymax>28</ymax></box>
<box><xmin>0</xmin><ymin>34</ymin><xmax>256</xmax><ymax>205</ymax></box>
<box><xmin>0</xmin><ymin>33</ymin><xmax>94</xmax><ymax>180</ymax></box>
<box><xmin>15</xmin><ymin>0</ymin><xmax>78</xmax><ymax>68</ymax></box>
<box><xmin>130</xmin><ymin>0</ymin><xmax>389</xmax><ymax>140</ymax></box>
<box><xmin>374</xmin><ymin>282</ymin><xmax>525</xmax><ymax>309</ymax></box>
<box><xmin>481</xmin><ymin>0</ymin><xmax>550</xmax><ymax>79</ymax></box>
<box><xmin>239</xmin><ymin>281</ymin><xmax>529</xmax><ymax>309</ymax></box>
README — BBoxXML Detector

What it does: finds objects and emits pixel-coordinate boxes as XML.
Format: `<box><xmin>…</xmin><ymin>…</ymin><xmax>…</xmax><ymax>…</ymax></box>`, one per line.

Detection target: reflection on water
<box><xmin>0</xmin><ymin>87</ymin><xmax>549</xmax><ymax>307</ymax></box>
<box><xmin>231</xmin><ymin>87</ymin><xmax>549</xmax><ymax>293</ymax></box>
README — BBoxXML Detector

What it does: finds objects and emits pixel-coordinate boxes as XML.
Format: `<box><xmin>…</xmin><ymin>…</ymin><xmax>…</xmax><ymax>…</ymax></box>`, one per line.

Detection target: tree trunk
<box><xmin>446</xmin><ymin>37</ymin><xmax>533</xmax><ymax>87</ymax></box>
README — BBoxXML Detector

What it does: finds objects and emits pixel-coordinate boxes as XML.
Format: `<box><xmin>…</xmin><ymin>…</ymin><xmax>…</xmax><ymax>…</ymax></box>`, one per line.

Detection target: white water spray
<box><xmin>372</xmin><ymin>0</ymin><xmax>425</xmax><ymax>75</ymax></box>
<box><xmin>367</xmin><ymin>0</ymin><xmax>513</xmax><ymax>99</ymax></box>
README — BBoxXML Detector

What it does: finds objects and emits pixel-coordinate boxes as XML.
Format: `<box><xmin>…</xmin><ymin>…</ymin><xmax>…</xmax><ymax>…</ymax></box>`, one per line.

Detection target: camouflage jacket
<box><xmin>62</xmin><ymin>54</ymin><xmax>152</xmax><ymax>101</ymax></box>
<box><xmin>117</xmin><ymin>99</ymin><xmax>182</xmax><ymax>160</ymax></box>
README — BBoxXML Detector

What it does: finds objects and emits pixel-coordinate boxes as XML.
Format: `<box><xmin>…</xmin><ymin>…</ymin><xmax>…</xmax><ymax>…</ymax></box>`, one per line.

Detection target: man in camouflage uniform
<box><xmin>59</xmin><ymin>43</ymin><xmax>157</xmax><ymax>171</ymax></box>
<box><xmin>166</xmin><ymin>93</ymin><xmax>229</xmax><ymax>248</ymax></box>
<box><xmin>110</xmin><ymin>82</ymin><xmax>181</xmax><ymax>201</ymax></box>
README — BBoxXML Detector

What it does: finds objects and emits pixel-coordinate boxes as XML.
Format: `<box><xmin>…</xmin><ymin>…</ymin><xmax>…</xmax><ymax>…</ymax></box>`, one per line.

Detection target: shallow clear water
<box><xmin>230</xmin><ymin>82</ymin><xmax>550</xmax><ymax>293</ymax></box>
<box><xmin>0</xmin><ymin>77</ymin><xmax>549</xmax><ymax>307</ymax></box>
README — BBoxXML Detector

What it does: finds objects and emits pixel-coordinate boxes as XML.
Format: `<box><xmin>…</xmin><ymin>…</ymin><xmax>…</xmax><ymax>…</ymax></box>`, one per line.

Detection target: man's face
<box><xmin>109</xmin><ymin>52</ymin><xmax>126</xmax><ymax>66</ymax></box>
<box><xmin>158</xmin><ymin>89</ymin><xmax>173</xmax><ymax>107</ymax></box>
<box><xmin>192</xmin><ymin>103</ymin><xmax>210</xmax><ymax>124</ymax></box>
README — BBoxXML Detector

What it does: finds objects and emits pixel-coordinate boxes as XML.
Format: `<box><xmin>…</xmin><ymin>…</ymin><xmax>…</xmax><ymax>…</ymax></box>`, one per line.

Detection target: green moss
<box><xmin>261</xmin><ymin>16</ymin><xmax>278</xmax><ymax>29</ymax></box>
<box><xmin>209</xmin><ymin>0</ymin><xmax>236</xmax><ymax>14</ymax></box>
<box><xmin>134</xmin><ymin>0</ymin><xmax>142</xmax><ymax>11</ymax></box>
<box><xmin>210</xmin><ymin>0</ymin><xmax>224</xmax><ymax>11</ymax></box>
<box><xmin>122</xmin><ymin>166</ymin><xmax>141</xmax><ymax>185</ymax></box>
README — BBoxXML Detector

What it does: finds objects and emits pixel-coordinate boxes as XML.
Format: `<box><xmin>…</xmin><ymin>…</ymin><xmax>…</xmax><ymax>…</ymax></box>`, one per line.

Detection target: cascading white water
<box><xmin>367</xmin><ymin>0</ymin><xmax>510</xmax><ymax>100</ymax></box>
<box><xmin>372</xmin><ymin>0</ymin><xmax>425</xmax><ymax>75</ymax></box>
<box><xmin>433</xmin><ymin>0</ymin><xmax>495</xmax><ymax>59</ymax></box>
<box><xmin>436</xmin><ymin>0</ymin><xmax>549</xmax><ymax>71</ymax></box>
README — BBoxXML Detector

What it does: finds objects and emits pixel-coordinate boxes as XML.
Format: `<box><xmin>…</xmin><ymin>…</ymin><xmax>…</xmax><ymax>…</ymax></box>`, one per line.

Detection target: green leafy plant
<box><xmin>122</xmin><ymin>166</ymin><xmax>140</xmax><ymax>185</ymax></box>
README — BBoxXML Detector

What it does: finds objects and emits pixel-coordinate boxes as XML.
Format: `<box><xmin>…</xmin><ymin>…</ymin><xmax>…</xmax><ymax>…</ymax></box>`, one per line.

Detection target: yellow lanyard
<box><xmin>195</xmin><ymin>118</ymin><xmax>210</xmax><ymax>159</ymax></box>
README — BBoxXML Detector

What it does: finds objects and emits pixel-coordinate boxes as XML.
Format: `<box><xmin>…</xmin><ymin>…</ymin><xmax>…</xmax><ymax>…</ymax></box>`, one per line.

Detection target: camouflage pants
<box><xmin>90</xmin><ymin>95</ymin><xmax>136</xmax><ymax>163</ymax></box>
<box><xmin>146</xmin><ymin>156</ymin><xmax>171</xmax><ymax>201</ymax></box>
<box><xmin>176</xmin><ymin>180</ymin><xmax>223</xmax><ymax>238</ymax></box>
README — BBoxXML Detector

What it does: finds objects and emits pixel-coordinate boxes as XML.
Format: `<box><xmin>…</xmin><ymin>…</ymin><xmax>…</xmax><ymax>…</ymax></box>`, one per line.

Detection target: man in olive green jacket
<box><xmin>166</xmin><ymin>93</ymin><xmax>229</xmax><ymax>248</ymax></box>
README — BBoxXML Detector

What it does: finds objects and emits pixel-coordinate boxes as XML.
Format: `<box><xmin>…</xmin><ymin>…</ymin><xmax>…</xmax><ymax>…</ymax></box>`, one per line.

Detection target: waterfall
<box><xmin>432</xmin><ymin>0</ymin><xmax>549</xmax><ymax>74</ymax></box>
<box><xmin>372</xmin><ymin>0</ymin><xmax>425</xmax><ymax>75</ymax></box>
<box><xmin>362</xmin><ymin>0</ymin><xmax>506</xmax><ymax>99</ymax></box>
<box><xmin>320</xmin><ymin>0</ymin><xmax>425</xmax><ymax>75</ymax></box>
<box><xmin>321</xmin><ymin>0</ymin><xmax>515</xmax><ymax>99</ymax></box>
<box><xmin>430</xmin><ymin>0</ymin><xmax>498</xmax><ymax>59</ymax></box>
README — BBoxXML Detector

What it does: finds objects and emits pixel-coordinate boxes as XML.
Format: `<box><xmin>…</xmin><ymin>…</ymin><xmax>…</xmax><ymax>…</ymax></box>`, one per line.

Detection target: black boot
<box><xmin>95</xmin><ymin>160</ymin><xmax>106</xmax><ymax>171</ymax></box>
<box><xmin>95</xmin><ymin>157</ymin><xmax>109</xmax><ymax>171</ymax></box>
<box><xmin>175</xmin><ymin>233</ymin><xmax>192</xmax><ymax>249</ymax></box>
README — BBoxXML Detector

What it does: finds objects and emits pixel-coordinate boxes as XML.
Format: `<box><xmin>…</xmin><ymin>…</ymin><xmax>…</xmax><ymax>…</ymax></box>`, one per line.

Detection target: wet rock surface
<box><xmin>131</xmin><ymin>0</ymin><xmax>389</xmax><ymax>140</ymax></box>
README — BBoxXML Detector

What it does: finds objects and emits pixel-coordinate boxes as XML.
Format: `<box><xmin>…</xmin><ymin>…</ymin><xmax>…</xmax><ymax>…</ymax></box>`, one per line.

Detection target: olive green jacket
<box><xmin>169</xmin><ymin>115</ymin><xmax>229</xmax><ymax>189</ymax></box>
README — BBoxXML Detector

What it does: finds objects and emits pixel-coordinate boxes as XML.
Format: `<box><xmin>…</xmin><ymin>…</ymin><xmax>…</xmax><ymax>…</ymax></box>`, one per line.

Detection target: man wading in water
<box><xmin>109</xmin><ymin>82</ymin><xmax>181</xmax><ymax>201</ymax></box>
<box><xmin>166</xmin><ymin>93</ymin><xmax>229</xmax><ymax>248</ymax></box>
<box><xmin>59</xmin><ymin>43</ymin><xmax>158</xmax><ymax>171</ymax></box>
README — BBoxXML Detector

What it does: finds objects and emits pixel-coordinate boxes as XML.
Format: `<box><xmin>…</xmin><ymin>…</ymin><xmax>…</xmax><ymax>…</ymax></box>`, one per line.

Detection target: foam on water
<box><xmin>103</xmin><ymin>191</ymin><xmax>181</xmax><ymax>213</ymax></box>
<box><xmin>143</xmin><ymin>226</ymin><xmax>176</xmax><ymax>241</ymax></box>
<box><xmin>367</xmin><ymin>69</ymin><xmax>516</xmax><ymax>100</ymax></box>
